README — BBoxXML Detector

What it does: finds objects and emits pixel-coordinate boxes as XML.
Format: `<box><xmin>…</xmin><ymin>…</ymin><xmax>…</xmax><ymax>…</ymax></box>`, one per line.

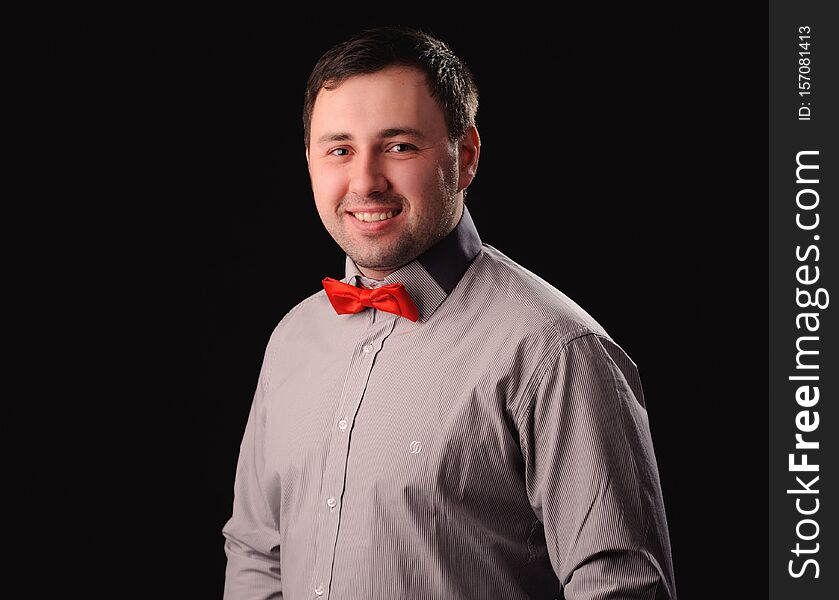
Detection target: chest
<box><xmin>262</xmin><ymin>319</ymin><xmax>528</xmax><ymax>508</ymax></box>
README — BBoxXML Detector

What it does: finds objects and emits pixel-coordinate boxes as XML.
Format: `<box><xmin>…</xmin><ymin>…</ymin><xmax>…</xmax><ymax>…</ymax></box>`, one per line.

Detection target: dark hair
<box><xmin>303</xmin><ymin>26</ymin><xmax>479</xmax><ymax>149</ymax></box>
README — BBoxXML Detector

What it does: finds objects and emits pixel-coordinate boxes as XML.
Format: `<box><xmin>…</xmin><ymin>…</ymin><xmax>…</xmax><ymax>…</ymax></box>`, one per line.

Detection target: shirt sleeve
<box><xmin>518</xmin><ymin>332</ymin><xmax>677</xmax><ymax>600</ymax></box>
<box><xmin>222</xmin><ymin>362</ymin><xmax>283</xmax><ymax>600</ymax></box>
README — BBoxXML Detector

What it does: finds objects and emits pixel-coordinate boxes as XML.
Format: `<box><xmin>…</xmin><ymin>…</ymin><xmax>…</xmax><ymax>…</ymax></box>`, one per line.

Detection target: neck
<box><xmin>358</xmin><ymin>274</ymin><xmax>386</xmax><ymax>288</ymax></box>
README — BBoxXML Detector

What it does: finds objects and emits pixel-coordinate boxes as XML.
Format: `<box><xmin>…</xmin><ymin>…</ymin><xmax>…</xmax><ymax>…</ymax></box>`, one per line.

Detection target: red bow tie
<box><xmin>322</xmin><ymin>277</ymin><xmax>420</xmax><ymax>322</ymax></box>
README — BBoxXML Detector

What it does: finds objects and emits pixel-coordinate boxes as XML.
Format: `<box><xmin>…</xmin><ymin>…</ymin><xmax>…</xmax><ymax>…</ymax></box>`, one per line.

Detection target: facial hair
<box><xmin>337</xmin><ymin>188</ymin><xmax>459</xmax><ymax>275</ymax></box>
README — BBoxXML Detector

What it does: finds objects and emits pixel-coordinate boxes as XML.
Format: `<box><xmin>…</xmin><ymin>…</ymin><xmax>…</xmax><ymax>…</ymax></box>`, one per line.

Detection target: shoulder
<box><xmin>264</xmin><ymin>287</ymin><xmax>332</xmax><ymax>348</ymax></box>
<box><xmin>465</xmin><ymin>244</ymin><xmax>611</xmax><ymax>350</ymax></box>
<box><xmin>251</xmin><ymin>287</ymin><xmax>333</xmax><ymax>387</ymax></box>
<box><xmin>469</xmin><ymin>245</ymin><xmax>647</xmax><ymax>412</ymax></box>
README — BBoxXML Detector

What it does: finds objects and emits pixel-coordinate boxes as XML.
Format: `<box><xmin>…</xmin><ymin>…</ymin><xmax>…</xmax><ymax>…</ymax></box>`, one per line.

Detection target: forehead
<box><xmin>310</xmin><ymin>66</ymin><xmax>447</xmax><ymax>140</ymax></box>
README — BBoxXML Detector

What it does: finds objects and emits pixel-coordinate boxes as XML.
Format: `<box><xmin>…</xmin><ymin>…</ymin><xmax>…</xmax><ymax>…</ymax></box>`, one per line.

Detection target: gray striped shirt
<box><xmin>222</xmin><ymin>206</ymin><xmax>677</xmax><ymax>599</ymax></box>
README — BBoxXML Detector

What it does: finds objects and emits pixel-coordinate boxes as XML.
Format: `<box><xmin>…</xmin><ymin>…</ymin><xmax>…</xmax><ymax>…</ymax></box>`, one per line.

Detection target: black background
<box><xmin>7</xmin><ymin>5</ymin><xmax>767</xmax><ymax>598</ymax></box>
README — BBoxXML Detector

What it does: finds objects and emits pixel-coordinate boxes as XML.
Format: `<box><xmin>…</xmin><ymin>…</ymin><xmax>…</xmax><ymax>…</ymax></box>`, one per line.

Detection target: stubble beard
<box><xmin>338</xmin><ymin>190</ymin><xmax>460</xmax><ymax>276</ymax></box>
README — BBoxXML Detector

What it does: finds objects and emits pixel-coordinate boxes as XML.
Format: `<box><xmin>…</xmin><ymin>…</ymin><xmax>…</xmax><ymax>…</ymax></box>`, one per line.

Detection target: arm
<box><xmin>519</xmin><ymin>332</ymin><xmax>677</xmax><ymax>600</ymax></box>
<box><xmin>222</xmin><ymin>366</ymin><xmax>283</xmax><ymax>599</ymax></box>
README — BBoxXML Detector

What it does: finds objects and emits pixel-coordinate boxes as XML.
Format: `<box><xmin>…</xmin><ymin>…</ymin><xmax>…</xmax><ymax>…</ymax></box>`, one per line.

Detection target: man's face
<box><xmin>307</xmin><ymin>66</ymin><xmax>476</xmax><ymax>279</ymax></box>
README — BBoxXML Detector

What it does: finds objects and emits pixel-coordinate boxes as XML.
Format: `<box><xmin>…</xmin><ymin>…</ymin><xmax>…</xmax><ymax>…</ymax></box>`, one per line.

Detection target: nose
<box><xmin>348</xmin><ymin>150</ymin><xmax>388</xmax><ymax>198</ymax></box>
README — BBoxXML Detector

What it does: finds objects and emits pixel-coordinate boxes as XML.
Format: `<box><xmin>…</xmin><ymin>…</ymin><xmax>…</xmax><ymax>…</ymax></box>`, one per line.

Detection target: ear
<box><xmin>457</xmin><ymin>126</ymin><xmax>481</xmax><ymax>192</ymax></box>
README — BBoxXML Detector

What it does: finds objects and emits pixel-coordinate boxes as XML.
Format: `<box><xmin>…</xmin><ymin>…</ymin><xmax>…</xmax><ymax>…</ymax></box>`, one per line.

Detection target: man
<box><xmin>223</xmin><ymin>25</ymin><xmax>677</xmax><ymax>600</ymax></box>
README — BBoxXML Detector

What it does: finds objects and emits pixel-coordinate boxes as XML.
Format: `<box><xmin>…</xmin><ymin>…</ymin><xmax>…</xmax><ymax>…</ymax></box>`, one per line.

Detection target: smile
<box><xmin>351</xmin><ymin>210</ymin><xmax>401</xmax><ymax>222</ymax></box>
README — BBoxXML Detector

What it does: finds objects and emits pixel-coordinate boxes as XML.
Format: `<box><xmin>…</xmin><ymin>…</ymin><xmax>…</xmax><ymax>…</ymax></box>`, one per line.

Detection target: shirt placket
<box><xmin>309</xmin><ymin>309</ymin><xmax>398</xmax><ymax>599</ymax></box>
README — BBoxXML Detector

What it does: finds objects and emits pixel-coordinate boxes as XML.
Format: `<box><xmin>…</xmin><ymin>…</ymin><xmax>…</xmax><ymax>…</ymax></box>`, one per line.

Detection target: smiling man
<box><xmin>222</xmin><ymin>26</ymin><xmax>677</xmax><ymax>600</ymax></box>
<box><xmin>307</xmin><ymin>63</ymin><xmax>470</xmax><ymax>280</ymax></box>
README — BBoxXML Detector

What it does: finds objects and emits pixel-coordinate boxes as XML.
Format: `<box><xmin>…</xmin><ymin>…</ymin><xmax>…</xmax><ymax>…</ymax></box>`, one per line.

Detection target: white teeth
<box><xmin>353</xmin><ymin>210</ymin><xmax>398</xmax><ymax>222</ymax></box>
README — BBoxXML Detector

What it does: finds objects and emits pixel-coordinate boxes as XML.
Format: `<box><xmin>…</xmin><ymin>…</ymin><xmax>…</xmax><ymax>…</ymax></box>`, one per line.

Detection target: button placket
<box><xmin>310</xmin><ymin>315</ymin><xmax>397</xmax><ymax>599</ymax></box>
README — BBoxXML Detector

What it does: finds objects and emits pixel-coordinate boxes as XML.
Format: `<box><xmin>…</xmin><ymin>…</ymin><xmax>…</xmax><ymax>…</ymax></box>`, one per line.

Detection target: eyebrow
<box><xmin>316</xmin><ymin>127</ymin><xmax>427</xmax><ymax>146</ymax></box>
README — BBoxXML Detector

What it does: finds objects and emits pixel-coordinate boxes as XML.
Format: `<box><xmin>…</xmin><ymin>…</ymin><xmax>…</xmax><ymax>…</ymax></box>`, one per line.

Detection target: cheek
<box><xmin>426</xmin><ymin>150</ymin><xmax>459</xmax><ymax>194</ymax></box>
<box><xmin>390</xmin><ymin>161</ymin><xmax>449</xmax><ymax>198</ymax></box>
<box><xmin>424</xmin><ymin>162</ymin><xmax>458</xmax><ymax>203</ymax></box>
<box><xmin>439</xmin><ymin>159</ymin><xmax>459</xmax><ymax>191</ymax></box>
<box><xmin>309</xmin><ymin>164</ymin><xmax>346</xmax><ymax>205</ymax></box>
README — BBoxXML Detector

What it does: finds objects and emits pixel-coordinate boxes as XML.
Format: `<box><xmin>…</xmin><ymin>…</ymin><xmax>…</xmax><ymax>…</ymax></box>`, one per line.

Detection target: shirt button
<box><xmin>363</xmin><ymin>343</ymin><xmax>373</xmax><ymax>353</ymax></box>
<box><xmin>338</xmin><ymin>419</ymin><xmax>348</xmax><ymax>431</ymax></box>
<box><xmin>314</xmin><ymin>584</ymin><xmax>324</xmax><ymax>596</ymax></box>
<box><xmin>327</xmin><ymin>497</ymin><xmax>337</xmax><ymax>508</ymax></box>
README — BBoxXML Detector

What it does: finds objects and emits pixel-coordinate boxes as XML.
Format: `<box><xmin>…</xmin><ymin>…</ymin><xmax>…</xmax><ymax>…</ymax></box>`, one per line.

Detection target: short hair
<box><xmin>303</xmin><ymin>25</ymin><xmax>479</xmax><ymax>149</ymax></box>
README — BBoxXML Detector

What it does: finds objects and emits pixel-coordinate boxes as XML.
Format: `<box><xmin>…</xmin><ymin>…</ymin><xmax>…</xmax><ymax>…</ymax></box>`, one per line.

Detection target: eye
<box><xmin>329</xmin><ymin>147</ymin><xmax>350</xmax><ymax>157</ymax></box>
<box><xmin>387</xmin><ymin>143</ymin><xmax>417</xmax><ymax>153</ymax></box>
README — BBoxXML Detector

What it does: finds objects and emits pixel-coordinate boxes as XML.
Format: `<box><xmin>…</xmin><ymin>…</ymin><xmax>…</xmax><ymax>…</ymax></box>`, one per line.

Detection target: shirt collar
<box><xmin>343</xmin><ymin>204</ymin><xmax>483</xmax><ymax>323</ymax></box>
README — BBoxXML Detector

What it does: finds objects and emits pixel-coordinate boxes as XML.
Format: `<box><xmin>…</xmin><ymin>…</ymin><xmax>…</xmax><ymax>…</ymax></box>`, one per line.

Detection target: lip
<box><xmin>344</xmin><ymin>208</ymin><xmax>403</xmax><ymax>233</ymax></box>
